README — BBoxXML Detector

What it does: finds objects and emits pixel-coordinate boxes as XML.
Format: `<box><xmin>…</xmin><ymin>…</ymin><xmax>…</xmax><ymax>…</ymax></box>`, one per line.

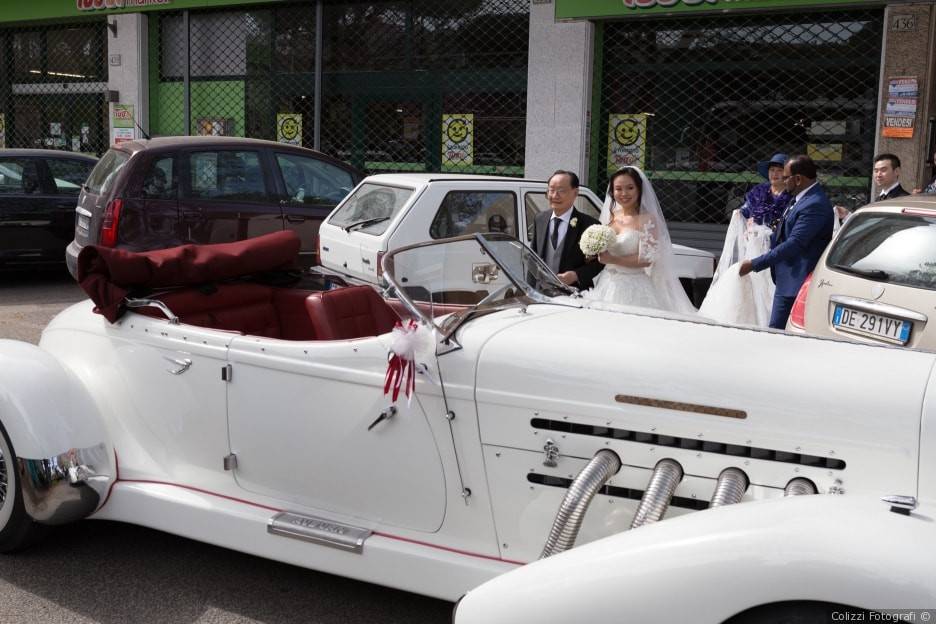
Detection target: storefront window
<box><xmin>161</xmin><ymin>11</ymin><xmax>250</xmax><ymax>78</ymax></box>
<box><xmin>151</xmin><ymin>0</ymin><xmax>528</xmax><ymax>175</ymax></box>
<box><xmin>3</xmin><ymin>23</ymin><xmax>106</xmax><ymax>153</ymax></box>
<box><xmin>11</xmin><ymin>32</ymin><xmax>41</xmax><ymax>80</ymax></box>
<box><xmin>273</xmin><ymin>6</ymin><xmax>316</xmax><ymax>74</ymax></box>
<box><xmin>47</xmin><ymin>27</ymin><xmax>105</xmax><ymax>80</ymax></box>
<box><xmin>596</xmin><ymin>10</ymin><xmax>883</xmax><ymax>226</ymax></box>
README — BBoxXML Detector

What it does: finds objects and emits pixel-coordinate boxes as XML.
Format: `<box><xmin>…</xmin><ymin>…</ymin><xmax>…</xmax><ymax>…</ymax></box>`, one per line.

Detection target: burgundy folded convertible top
<box><xmin>77</xmin><ymin>231</ymin><xmax>301</xmax><ymax>322</ymax></box>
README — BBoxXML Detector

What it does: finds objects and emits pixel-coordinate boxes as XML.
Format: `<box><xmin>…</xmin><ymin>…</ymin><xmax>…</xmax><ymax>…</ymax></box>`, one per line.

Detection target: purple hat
<box><xmin>757</xmin><ymin>153</ymin><xmax>788</xmax><ymax>180</ymax></box>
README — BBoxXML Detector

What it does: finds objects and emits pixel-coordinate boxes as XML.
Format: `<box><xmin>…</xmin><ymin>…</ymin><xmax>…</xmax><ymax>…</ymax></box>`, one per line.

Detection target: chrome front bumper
<box><xmin>18</xmin><ymin>443</ymin><xmax>111</xmax><ymax>525</ymax></box>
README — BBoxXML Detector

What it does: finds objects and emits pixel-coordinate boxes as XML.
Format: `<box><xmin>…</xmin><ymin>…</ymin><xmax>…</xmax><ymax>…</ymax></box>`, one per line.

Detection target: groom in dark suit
<box><xmin>532</xmin><ymin>170</ymin><xmax>602</xmax><ymax>290</ymax></box>
<box><xmin>740</xmin><ymin>155</ymin><xmax>834</xmax><ymax>329</ymax></box>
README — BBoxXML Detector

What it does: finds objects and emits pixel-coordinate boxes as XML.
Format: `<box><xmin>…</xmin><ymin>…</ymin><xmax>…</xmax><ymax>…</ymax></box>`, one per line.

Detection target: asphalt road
<box><xmin>0</xmin><ymin>268</ymin><xmax>452</xmax><ymax>624</ymax></box>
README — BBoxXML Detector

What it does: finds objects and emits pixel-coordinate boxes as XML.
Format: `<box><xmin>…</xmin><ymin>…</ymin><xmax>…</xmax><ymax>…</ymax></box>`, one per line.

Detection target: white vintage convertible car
<box><xmin>0</xmin><ymin>230</ymin><xmax>933</xmax><ymax>623</ymax></box>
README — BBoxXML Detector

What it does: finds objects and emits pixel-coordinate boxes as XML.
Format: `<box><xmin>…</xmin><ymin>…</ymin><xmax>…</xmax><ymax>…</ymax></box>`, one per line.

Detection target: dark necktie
<box><xmin>550</xmin><ymin>217</ymin><xmax>561</xmax><ymax>250</ymax></box>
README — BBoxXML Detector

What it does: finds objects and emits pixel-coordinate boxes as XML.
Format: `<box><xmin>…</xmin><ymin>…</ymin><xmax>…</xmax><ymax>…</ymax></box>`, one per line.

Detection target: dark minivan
<box><xmin>66</xmin><ymin>136</ymin><xmax>363</xmax><ymax>278</ymax></box>
<box><xmin>1</xmin><ymin>149</ymin><xmax>97</xmax><ymax>268</ymax></box>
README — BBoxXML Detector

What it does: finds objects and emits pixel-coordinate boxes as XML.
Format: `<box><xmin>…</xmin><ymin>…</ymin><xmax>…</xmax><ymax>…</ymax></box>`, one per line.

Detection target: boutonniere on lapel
<box><xmin>570</xmin><ymin>217</ymin><xmax>578</xmax><ymax>228</ymax></box>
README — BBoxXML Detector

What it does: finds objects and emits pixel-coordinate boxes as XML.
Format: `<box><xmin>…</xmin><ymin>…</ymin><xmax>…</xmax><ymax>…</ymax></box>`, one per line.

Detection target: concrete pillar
<box><xmin>524</xmin><ymin>2</ymin><xmax>593</xmax><ymax>183</ymax></box>
<box><xmin>875</xmin><ymin>3</ymin><xmax>934</xmax><ymax>192</ymax></box>
<box><xmin>106</xmin><ymin>13</ymin><xmax>148</xmax><ymax>140</ymax></box>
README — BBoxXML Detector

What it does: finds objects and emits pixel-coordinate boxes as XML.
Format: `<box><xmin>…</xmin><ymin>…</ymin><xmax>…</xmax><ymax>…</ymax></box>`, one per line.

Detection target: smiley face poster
<box><xmin>277</xmin><ymin>113</ymin><xmax>303</xmax><ymax>146</ymax></box>
<box><xmin>442</xmin><ymin>114</ymin><xmax>474</xmax><ymax>170</ymax></box>
<box><xmin>607</xmin><ymin>113</ymin><xmax>647</xmax><ymax>172</ymax></box>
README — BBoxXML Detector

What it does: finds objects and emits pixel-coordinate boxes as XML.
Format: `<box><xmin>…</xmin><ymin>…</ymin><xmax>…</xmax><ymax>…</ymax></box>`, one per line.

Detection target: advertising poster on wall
<box><xmin>442</xmin><ymin>114</ymin><xmax>474</xmax><ymax>170</ymax></box>
<box><xmin>197</xmin><ymin>118</ymin><xmax>233</xmax><ymax>136</ymax></box>
<box><xmin>607</xmin><ymin>113</ymin><xmax>647</xmax><ymax>172</ymax></box>
<box><xmin>112</xmin><ymin>104</ymin><xmax>136</xmax><ymax>145</ymax></box>
<box><xmin>277</xmin><ymin>113</ymin><xmax>302</xmax><ymax>146</ymax></box>
<box><xmin>882</xmin><ymin>76</ymin><xmax>918</xmax><ymax>139</ymax></box>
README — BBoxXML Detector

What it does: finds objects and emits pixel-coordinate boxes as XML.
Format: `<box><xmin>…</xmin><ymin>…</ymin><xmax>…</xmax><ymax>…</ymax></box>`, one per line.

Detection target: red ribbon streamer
<box><xmin>384</xmin><ymin>320</ymin><xmax>418</xmax><ymax>403</ymax></box>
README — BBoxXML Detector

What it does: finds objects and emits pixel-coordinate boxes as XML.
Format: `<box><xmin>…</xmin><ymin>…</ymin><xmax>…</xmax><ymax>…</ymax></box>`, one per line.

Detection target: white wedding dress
<box><xmin>582</xmin><ymin>166</ymin><xmax>697</xmax><ymax>315</ymax></box>
<box><xmin>699</xmin><ymin>206</ymin><xmax>841</xmax><ymax>326</ymax></box>
<box><xmin>699</xmin><ymin>205</ymin><xmax>839</xmax><ymax>327</ymax></box>
<box><xmin>698</xmin><ymin>213</ymin><xmax>773</xmax><ymax>326</ymax></box>
<box><xmin>584</xmin><ymin>230</ymin><xmax>661</xmax><ymax>309</ymax></box>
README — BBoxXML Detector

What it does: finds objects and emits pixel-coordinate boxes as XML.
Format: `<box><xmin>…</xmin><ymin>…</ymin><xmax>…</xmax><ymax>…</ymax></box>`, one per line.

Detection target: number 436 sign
<box><xmin>890</xmin><ymin>14</ymin><xmax>916</xmax><ymax>31</ymax></box>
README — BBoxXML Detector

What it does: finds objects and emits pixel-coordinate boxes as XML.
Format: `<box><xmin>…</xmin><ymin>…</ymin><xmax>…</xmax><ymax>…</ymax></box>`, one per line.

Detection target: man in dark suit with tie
<box><xmin>872</xmin><ymin>153</ymin><xmax>909</xmax><ymax>201</ymax></box>
<box><xmin>740</xmin><ymin>155</ymin><xmax>834</xmax><ymax>329</ymax></box>
<box><xmin>835</xmin><ymin>153</ymin><xmax>909</xmax><ymax>222</ymax></box>
<box><xmin>531</xmin><ymin>170</ymin><xmax>602</xmax><ymax>289</ymax></box>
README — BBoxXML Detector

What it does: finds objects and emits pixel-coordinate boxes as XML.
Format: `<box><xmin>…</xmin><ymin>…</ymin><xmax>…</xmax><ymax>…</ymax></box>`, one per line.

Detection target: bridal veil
<box><xmin>599</xmin><ymin>166</ymin><xmax>697</xmax><ymax>315</ymax></box>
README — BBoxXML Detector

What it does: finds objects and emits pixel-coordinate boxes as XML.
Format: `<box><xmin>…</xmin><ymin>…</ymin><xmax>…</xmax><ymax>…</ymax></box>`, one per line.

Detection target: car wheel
<box><xmin>0</xmin><ymin>421</ymin><xmax>45</xmax><ymax>552</ymax></box>
<box><xmin>726</xmin><ymin>602</ymin><xmax>870</xmax><ymax>624</ymax></box>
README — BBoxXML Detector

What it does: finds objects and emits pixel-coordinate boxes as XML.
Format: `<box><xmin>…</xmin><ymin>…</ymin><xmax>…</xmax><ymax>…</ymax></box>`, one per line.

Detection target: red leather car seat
<box><xmin>306</xmin><ymin>286</ymin><xmax>399</xmax><ymax>340</ymax></box>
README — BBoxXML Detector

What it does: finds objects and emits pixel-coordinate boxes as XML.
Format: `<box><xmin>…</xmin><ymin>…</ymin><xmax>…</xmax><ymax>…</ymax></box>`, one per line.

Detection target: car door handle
<box><xmin>163</xmin><ymin>356</ymin><xmax>192</xmax><ymax>375</ymax></box>
<box><xmin>182</xmin><ymin>211</ymin><xmax>202</xmax><ymax>219</ymax></box>
<box><xmin>285</xmin><ymin>215</ymin><xmax>305</xmax><ymax>223</ymax></box>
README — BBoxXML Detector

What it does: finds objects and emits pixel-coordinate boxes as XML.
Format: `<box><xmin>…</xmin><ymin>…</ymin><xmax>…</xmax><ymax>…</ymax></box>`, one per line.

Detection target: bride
<box><xmin>583</xmin><ymin>166</ymin><xmax>696</xmax><ymax>314</ymax></box>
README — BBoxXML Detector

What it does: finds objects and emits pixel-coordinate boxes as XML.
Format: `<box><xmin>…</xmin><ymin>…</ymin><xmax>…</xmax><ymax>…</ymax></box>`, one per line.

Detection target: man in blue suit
<box><xmin>739</xmin><ymin>155</ymin><xmax>833</xmax><ymax>329</ymax></box>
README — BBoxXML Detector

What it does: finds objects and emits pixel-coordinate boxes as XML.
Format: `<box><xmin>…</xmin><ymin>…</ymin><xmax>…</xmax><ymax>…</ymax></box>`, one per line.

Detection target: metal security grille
<box><xmin>150</xmin><ymin>0</ymin><xmax>529</xmax><ymax>176</ymax></box>
<box><xmin>0</xmin><ymin>21</ymin><xmax>108</xmax><ymax>154</ymax></box>
<box><xmin>594</xmin><ymin>9</ymin><xmax>883</xmax><ymax>251</ymax></box>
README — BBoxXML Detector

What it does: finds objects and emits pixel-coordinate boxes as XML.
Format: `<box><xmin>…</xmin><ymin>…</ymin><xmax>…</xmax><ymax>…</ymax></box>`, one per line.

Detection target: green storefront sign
<box><xmin>0</xmin><ymin>0</ymin><xmax>287</xmax><ymax>24</ymax></box>
<box><xmin>556</xmin><ymin>0</ymin><xmax>884</xmax><ymax>20</ymax></box>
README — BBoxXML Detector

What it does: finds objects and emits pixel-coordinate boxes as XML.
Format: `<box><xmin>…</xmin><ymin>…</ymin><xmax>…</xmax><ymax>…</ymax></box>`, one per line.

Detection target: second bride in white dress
<box><xmin>584</xmin><ymin>166</ymin><xmax>696</xmax><ymax>315</ymax></box>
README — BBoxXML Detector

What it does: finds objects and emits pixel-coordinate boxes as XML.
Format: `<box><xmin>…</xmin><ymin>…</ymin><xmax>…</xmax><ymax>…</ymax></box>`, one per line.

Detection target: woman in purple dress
<box><xmin>741</xmin><ymin>152</ymin><xmax>792</xmax><ymax>227</ymax></box>
<box><xmin>699</xmin><ymin>153</ymin><xmax>791</xmax><ymax>326</ymax></box>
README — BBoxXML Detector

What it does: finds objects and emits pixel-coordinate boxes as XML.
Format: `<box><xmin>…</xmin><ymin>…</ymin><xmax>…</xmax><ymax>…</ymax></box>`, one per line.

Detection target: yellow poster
<box><xmin>277</xmin><ymin>113</ymin><xmax>302</xmax><ymax>146</ymax></box>
<box><xmin>607</xmin><ymin>113</ymin><xmax>647</xmax><ymax>172</ymax></box>
<box><xmin>442</xmin><ymin>114</ymin><xmax>474</xmax><ymax>170</ymax></box>
<box><xmin>807</xmin><ymin>143</ymin><xmax>843</xmax><ymax>162</ymax></box>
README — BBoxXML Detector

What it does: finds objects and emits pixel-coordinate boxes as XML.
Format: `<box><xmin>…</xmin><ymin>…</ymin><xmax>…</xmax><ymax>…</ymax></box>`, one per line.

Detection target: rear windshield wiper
<box><xmin>830</xmin><ymin>263</ymin><xmax>890</xmax><ymax>280</ymax></box>
<box><xmin>343</xmin><ymin>216</ymin><xmax>390</xmax><ymax>232</ymax></box>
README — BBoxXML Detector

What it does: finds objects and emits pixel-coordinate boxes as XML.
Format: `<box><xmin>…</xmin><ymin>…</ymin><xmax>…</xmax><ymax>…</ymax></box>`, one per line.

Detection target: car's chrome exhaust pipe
<box><xmin>540</xmin><ymin>449</ymin><xmax>621</xmax><ymax>559</ymax></box>
<box><xmin>631</xmin><ymin>458</ymin><xmax>683</xmax><ymax>529</ymax></box>
<box><xmin>784</xmin><ymin>477</ymin><xmax>817</xmax><ymax>496</ymax></box>
<box><xmin>709</xmin><ymin>467</ymin><xmax>749</xmax><ymax>508</ymax></box>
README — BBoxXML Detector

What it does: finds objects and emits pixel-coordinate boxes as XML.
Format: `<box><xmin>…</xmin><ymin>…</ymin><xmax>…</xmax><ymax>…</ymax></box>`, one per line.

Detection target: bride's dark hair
<box><xmin>609</xmin><ymin>167</ymin><xmax>643</xmax><ymax>212</ymax></box>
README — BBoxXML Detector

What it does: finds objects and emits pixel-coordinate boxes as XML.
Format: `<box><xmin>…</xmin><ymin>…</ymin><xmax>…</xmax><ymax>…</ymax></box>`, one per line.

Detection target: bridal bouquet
<box><xmin>579</xmin><ymin>224</ymin><xmax>616</xmax><ymax>257</ymax></box>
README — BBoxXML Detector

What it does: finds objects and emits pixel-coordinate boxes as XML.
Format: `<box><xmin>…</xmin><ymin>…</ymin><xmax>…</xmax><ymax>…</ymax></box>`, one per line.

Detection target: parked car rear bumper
<box><xmin>65</xmin><ymin>240</ymin><xmax>82</xmax><ymax>279</ymax></box>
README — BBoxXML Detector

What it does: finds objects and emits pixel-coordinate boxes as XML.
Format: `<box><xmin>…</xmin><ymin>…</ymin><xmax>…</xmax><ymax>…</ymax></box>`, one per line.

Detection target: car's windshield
<box><xmin>327</xmin><ymin>182</ymin><xmax>414</xmax><ymax>235</ymax></box>
<box><xmin>384</xmin><ymin>233</ymin><xmax>576</xmax><ymax>336</ymax></box>
<box><xmin>827</xmin><ymin>211</ymin><xmax>936</xmax><ymax>291</ymax></box>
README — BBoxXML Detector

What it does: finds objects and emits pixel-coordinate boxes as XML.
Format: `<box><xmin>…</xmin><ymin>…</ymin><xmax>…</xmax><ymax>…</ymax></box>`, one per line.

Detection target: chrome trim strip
<box><xmin>829</xmin><ymin>295</ymin><xmax>928</xmax><ymax>323</ymax></box>
<box><xmin>267</xmin><ymin>512</ymin><xmax>371</xmax><ymax>553</ymax></box>
<box><xmin>18</xmin><ymin>443</ymin><xmax>111</xmax><ymax>525</ymax></box>
<box><xmin>615</xmin><ymin>394</ymin><xmax>747</xmax><ymax>420</ymax></box>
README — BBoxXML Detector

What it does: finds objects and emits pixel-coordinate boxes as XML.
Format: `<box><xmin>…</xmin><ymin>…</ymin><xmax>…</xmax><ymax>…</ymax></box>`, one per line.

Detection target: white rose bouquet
<box><xmin>579</xmin><ymin>224</ymin><xmax>616</xmax><ymax>257</ymax></box>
